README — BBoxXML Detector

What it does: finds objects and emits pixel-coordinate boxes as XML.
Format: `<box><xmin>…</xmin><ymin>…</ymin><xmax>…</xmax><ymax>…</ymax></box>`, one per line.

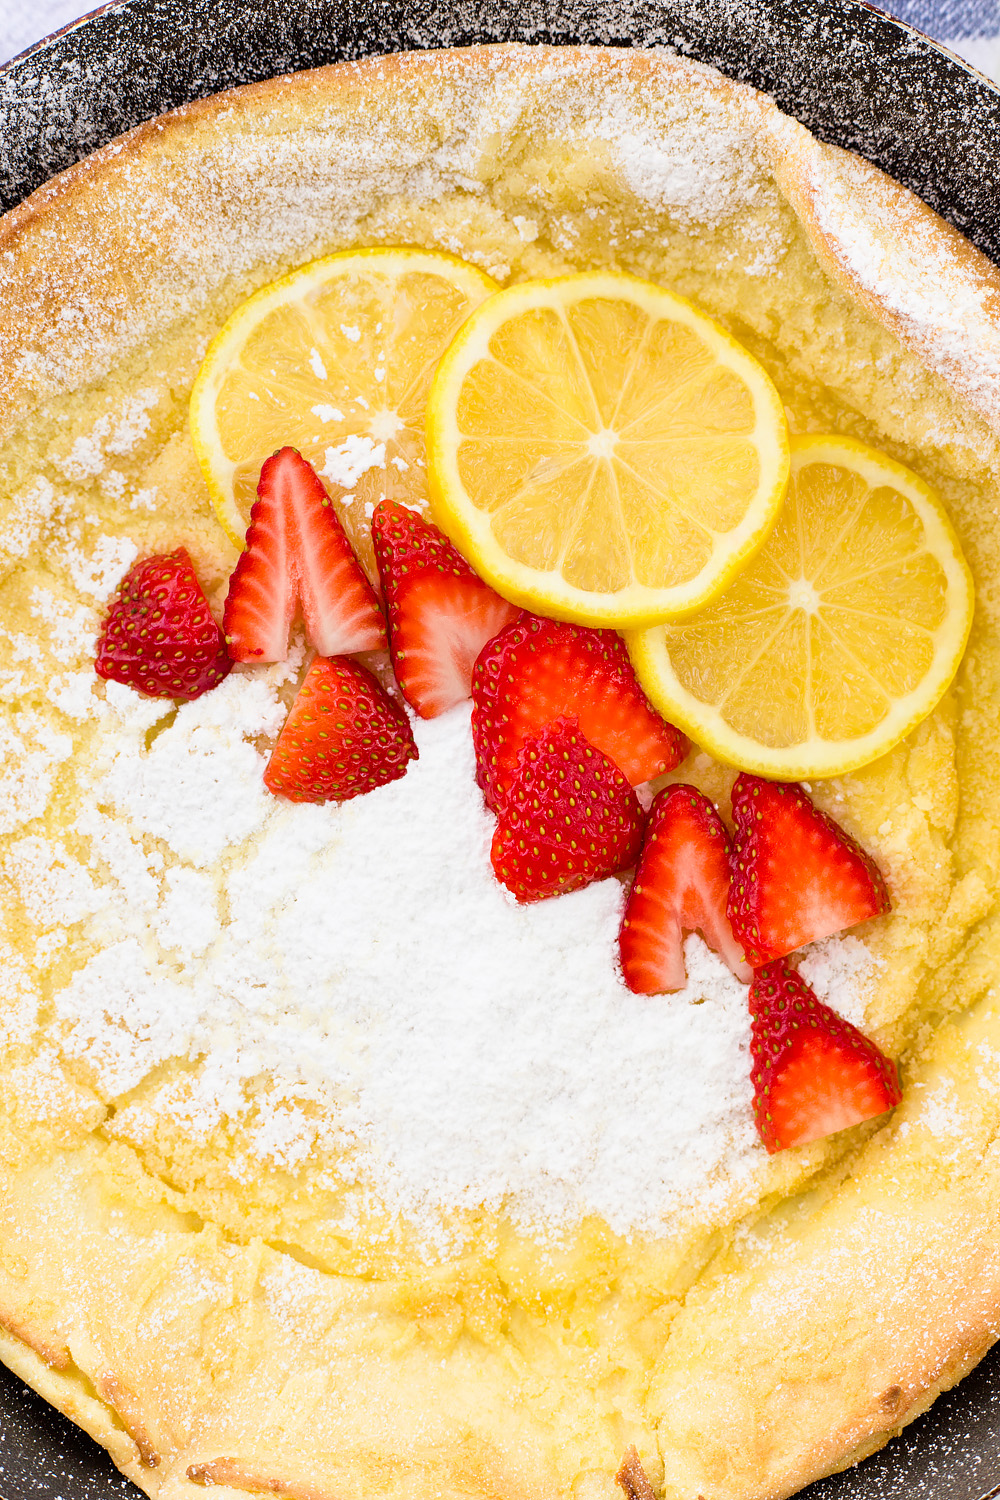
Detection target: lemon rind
<box><xmin>626</xmin><ymin>434</ymin><xmax>975</xmax><ymax>780</ymax></box>
<box><xmin>190</xmin><ymin>246</ymin><xmax>500</xmax><ymax>548</ymax></box>
<box><xmin>425</xmin><ymin>270</ymin><xmax>791</xmax><ymax>629</ymax></box>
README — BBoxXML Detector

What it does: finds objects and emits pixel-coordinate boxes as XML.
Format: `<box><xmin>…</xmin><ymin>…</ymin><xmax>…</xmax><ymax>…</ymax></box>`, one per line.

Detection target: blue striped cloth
<box><xmin>886</xmin><ymin>0</ymin><xmax>1000</xmax><ymax>77</ymax></box>
<box><xmin>0</xmin><ymin>0</ymin><xmax>998</xmax><ymax>80</ymax></box>
<box><xmin>887</xmin><ymin>0</ymin><xmax>999</xmax><ymax>34</ymax></box>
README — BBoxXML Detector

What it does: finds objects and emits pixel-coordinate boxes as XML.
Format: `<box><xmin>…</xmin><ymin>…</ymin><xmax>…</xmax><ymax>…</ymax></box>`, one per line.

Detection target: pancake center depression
<box><xmin>51</xmin><ymin>666</ymin><xmax>865</xmax><ymax>1235</ymax></box>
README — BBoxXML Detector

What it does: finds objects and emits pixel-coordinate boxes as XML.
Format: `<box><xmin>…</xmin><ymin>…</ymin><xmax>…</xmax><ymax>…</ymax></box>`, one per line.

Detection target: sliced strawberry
<box><xmin>749</xmin><ymin>958</ymin><xmax>901</xmax><ymax>1153</ymax></box>
<box><xmin>371</xmin><ymin>499</ymin><xmax>520</xmax><ymax>718</ymax></box>
<box><xmin>619</xmin><ymin>784</ymin><xmax>751</xmax><ymax>993</ymax></box>
<box><xmin>264</xmin><ymin>656</ymin><xmax>417</xmax><ymax>803</ymax></box>
<box><xmin>224</xmin><ymin>447</ymin><xmax>386</xmax><ymax>662</ymax></box>
<box><xmin>95</xmin><ymin>548</ymin><xmax>231</xmax><ymax>701</ymax></box>
<box><xmin>491</xmin><ymin>720</ymin><xmax>645</xmax><ymax>903</ymax></box>
<box><xmin>728</xmin><ymin>774</ymin><xmax>890</xmax><ymax>965</ymax></box>
<box><xmin>472</xmin><ymin>615</ymin><xmax>687</xmax><ymax>813</ymax></box>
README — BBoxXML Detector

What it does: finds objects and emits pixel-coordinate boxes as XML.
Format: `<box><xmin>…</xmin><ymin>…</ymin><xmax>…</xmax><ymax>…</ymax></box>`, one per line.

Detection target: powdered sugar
<box><xmin>775</xmin><ymin>121</ymin><xmax>1000</xmax><ymax>432</ymax></box>
<box><xmin>798</xmin><ymin>934</ymin><xmax>881</xmax><ymax>1029</ymax></box>
<box><xmin>0</xmin><ymin>941</ymin><xmax>40</xmax><ymax>1050</ymax></box>
<box><xmin>49</xmin><ymin>668</ymin><xmax>101</xmax><ymax>720</ymax></box>
<box><xmin>320</xmin><ymin>433</ymin><xmax>386</xmax><ymax>489</ymax></box>
<box><xmin>53</xmin><ymin>387</ymin><xmax>162</xmax><ymax>480</ymax></box>
<box><xmin>18</xmin><ymin>674</ymin><xmax>880</xmax><ymax>1238</ymax></box>
<box><xmin>3</xmin><ymin>476</ymin><xmax>62</xmax><ymax>562</ymax></box>
<box><xmin>0</xmin><ymin>711</ymin><xmax>73</xmax><ymax>835</ymax></box>
<box><xmin>61</xmin><ymin>534</ymin><xmax>139</xmax><ymax>602</ymax></box>
<box><xmin>98</xmin><ymin>672</ymin><xmax>287</xmax><ymax>866</ymax></box>
<box><xmin>587</xmin><ymin>92</ymin><xmax>775</xmax><ymax>227</ymax></box>
<box><xmin>55</xmin><ymin>938</ymin><xmax>205</xmax><ymax>1096</ymax></box>
<box><xmin>29</xmin><ymin>586</ymin><xmax>99</xmax><ymax>663</ymax></box>
<box><xmin>155</xmin><ymin>868</ymin><xmax>220</xmax><ymax>958</ymax></box>
<box><xmin>308</xmin><ymin>348</ymin><xmax>329</xmax><ymax>380</ymax></box>
<box><xmin>4</xmin><ymin>835</ymin><xmax>101</xmax><ymax>929</ymax></box>
<box><xmin>897</xmin><ymin>1077</ymin><xmax>966</xmax><ymax>1145</ymax></box>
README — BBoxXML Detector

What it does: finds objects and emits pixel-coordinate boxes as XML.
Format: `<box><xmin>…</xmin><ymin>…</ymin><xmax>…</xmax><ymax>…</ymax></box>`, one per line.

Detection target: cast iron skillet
<box><xmin>1</xmin><ymin>2</ymin><xmax>999</xmax><ymax>1497</ymax></box>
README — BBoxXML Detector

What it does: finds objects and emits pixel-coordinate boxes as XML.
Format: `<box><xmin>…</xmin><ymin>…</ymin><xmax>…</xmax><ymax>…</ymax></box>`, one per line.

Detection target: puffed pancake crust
<box><xmin>2</xmin><ymin>41</ymin><xmax>1000</xmax><ymax>1500</ymax></box>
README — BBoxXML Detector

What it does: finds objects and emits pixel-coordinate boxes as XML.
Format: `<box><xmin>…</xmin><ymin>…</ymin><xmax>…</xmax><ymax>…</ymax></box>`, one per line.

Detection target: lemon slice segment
<box><xmin>190</xmin><ymin>248</ymin><xmax>499</xmax><ymax>574</ymax></box>
<box><xmin>627</xmin><ymin>434</ymin><xmax>975</xmax><ymax>779</ymax></box>
<box><xmin>425</xmin><ymin>271</ymin><xmax>790</xmax><ymax>627</ymax></box>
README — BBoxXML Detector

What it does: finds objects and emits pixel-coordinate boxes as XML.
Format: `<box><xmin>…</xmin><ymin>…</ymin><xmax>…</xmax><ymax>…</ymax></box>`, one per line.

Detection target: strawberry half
<box><xmin>749</xmin><ymin>958</ymin><xmax>901</xmax><ymax>1153</ymax></box>
<box><xmin>619</xmin><ymin>784</ymin><xmax>751</xmax><ymax>993</ymax></box>
<box><xmin>728</xmin><ymin>774</ymin><xmax>890</xmax><ymax>965</ymax></box>
<box><xmin>491</xmin><ymin>720</ymin><xmax>645</xmax><ymax>903</ymax></box>
<box><xmin>371</xmin><ymin>499</ymin><xmax>520</xmax><ymax>718</ymax></box>
<box><xmin>472</xmin><ymin>615</ymin><xmax>687</xmax><ymax>813</ymax></box>
<box><xmin>224</xmin><ymin>447</ymin><xmax>386</xmax><ymax>662</ymax></box>
<box><xmin>95</xmin><ymin>548</ymin><xmax>231</xmax><ymax>701</ymax></box>
<box><xmin>264</xmin><ymin>656</ymin><xmax>417</xmax><ymax>803</ymax></box>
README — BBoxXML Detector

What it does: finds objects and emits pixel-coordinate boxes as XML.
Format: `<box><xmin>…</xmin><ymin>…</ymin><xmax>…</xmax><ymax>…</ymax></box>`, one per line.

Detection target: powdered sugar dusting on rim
<box><xmin>0</xmin><ymin>48</ymin><xmax>779</xmax><ymax>422</ymax></box>
<box><xmin>771</xmin><ymin>116</ymin><xmax>1000</xmax><ymax>432</ymax></box>
<box><xmin>5</xmin><ymin>43</ymin><xmax>998</xmax><ymax>449</ymax></box>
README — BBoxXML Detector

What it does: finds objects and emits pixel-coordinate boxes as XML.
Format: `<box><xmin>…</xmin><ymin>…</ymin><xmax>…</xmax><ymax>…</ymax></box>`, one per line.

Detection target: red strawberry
<box><xmin>749</xmin><ymin>958</ymin><xmax>901</xmax><ymax>1153</ymax></box>
<box><xmin>95</xmin><ymin>548</ymin><xmax>231</xmax><ymax>701</ymax></box>
<box><xmin>619</xmin><ymin>784</ymin><xmax>751</xmax><ymax>993</ymax></box>
<box><xmin>472</xmin><ymin>615</ymin><xmax>687</xmax><ymax>813</ymax></box>
<box><xmin>264</xmin><ymin>656</ymin><xmax>417</xmax><ymax>803</ymax></box>
<box><xmin>491</xmin><ymin>720</ymin><xmax>645</xmax><ymax>903</ymax></box>
<box><xmin>224</xmin><ymin>447</ymin><xmax>386</xmax><ymax>662</ymax></box>
<box><xmin>728</xmin><ymin>774</ymin><xmax>890</xmax><ymax>965</ymax></box>
<box><xmin>371</xmin><ymin>499</ymin><xmax>520</xmax><ymax>718</ymax></box>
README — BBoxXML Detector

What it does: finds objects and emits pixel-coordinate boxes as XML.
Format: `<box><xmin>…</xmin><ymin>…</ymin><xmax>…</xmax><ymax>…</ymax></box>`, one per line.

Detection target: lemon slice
<box><xmin>627</xmin><ymin>434</ymin><xmax>975</xmax><ymax>779</ymax></box>
<box><xmin>425</xmin><ymin>271</ymin><xmax>789</xmax><ymax>627</ymax></box>
<box><xmin>190</xmin><ymin>248</ymin><xmax>498</xmax><ymax>575</ymax></box>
